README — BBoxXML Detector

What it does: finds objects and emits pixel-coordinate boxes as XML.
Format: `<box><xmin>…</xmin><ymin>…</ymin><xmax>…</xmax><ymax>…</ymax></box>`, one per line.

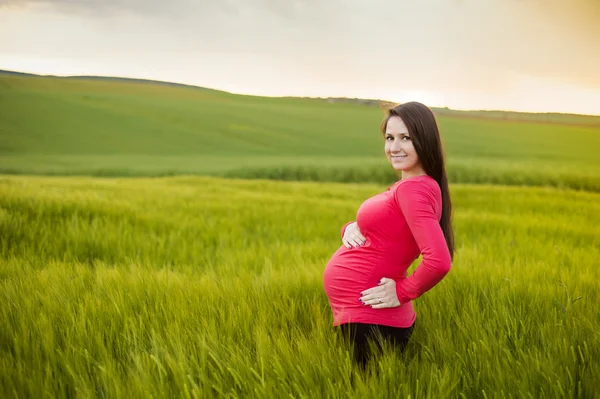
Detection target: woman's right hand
<box><xmin>342</xmin><ymin>222</ymin><xmax>366</xmax><ymax>249</ymax></box>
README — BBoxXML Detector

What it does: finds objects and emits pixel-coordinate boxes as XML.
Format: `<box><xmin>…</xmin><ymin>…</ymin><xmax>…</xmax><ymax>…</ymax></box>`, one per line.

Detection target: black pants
<box><xmin>338</xmin><ymin>322</ymin><xmax>415</xmax><ymax>368</ymax></box>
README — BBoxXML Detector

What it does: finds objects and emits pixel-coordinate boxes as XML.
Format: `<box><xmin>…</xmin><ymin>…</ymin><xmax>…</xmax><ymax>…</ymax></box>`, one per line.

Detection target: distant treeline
<box><xmin>431</xmin><ymin>107</ymin><xmax>600</xmax><ymax>127</ymax></box>
<box><xmin>325</xmin><ymin>97</ymin><xmax>600</xmax><ymax>127</ymax></box>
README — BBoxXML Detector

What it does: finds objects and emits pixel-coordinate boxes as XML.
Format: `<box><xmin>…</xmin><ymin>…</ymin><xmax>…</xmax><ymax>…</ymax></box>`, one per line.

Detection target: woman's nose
<box><xmin>391</xmin><ymin>140</ymin><xmax>404</xmax><ymax>152</ymax></box>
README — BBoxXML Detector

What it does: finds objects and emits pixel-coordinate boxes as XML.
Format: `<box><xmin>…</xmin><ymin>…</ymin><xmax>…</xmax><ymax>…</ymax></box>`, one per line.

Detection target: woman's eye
<box><xmin>402</xmin><ymin>136</ymin><xmax>410</xmax><ymax>141</ymax></box>
<box><xmin>386</xmin><ymin>136</ymin><xmax>393</xmax><ymax>141</ymax></box>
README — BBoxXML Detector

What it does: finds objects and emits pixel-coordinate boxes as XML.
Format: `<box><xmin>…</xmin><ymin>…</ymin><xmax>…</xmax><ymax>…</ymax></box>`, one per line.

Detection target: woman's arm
<box><xmin>394</xmin><ymin>180</ymin><xmax>452</xmax><ymax>304</ymax></box>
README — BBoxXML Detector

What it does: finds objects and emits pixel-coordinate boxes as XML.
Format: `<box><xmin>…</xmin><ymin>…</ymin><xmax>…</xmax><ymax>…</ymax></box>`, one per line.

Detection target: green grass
<box><xmin>1</xmin><ymin>175</ymin><xmax>599</xmax><ymax>397</ymax></box>
<box><xmin>2</xmin><ymin>74</ymin><xmax>600</xmax><ymax>191</ymax></box>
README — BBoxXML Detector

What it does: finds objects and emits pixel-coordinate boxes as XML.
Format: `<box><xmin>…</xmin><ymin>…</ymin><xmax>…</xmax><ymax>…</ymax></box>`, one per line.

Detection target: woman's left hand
<box><xmin>360</xmin><ymin>277</ymin><xmax>401</xmax><ymax>309</ymax></box>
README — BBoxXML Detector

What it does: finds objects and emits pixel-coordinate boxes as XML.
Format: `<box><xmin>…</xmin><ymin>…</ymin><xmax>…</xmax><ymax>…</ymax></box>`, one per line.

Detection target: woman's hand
<box><xmin>342</xmin><ymin>222</ymin><xmax>366</xmax><ymax>248</ymax></box>
<box><xmin>359</xmin><ymin>277</ymin><xmax>401</xmax><ymax>308</ymax></box>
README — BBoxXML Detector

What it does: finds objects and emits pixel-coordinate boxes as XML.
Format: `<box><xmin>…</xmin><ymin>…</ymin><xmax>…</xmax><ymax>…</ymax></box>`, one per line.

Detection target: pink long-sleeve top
<box><xmin>322</xmin><ymin>175</ymin><xmax>452</xmax><ymax>328</ymax></box>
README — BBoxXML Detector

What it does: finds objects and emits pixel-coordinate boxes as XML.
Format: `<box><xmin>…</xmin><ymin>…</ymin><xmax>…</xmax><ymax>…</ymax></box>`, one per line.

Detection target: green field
<box><xmin>2</xmin><ymin>73</ymin><xmax>600</xmax><ymax>397</ymax></box>
<box><xmin>1</xmin><ymin>176</ymin><xmax>599</xmax><ymax>397</ymax></box>
<box><xmin>1</xmin><ymin>74</ymin><xmax>600</xmax><ymax>191</ymax></box>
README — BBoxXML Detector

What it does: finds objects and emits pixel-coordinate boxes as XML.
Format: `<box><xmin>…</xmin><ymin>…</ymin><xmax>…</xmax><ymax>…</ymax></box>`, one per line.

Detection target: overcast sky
<box><xmin>1</xmin><ymin>0</ymin><xmax>599</xmax><ymax>114</ymax></box>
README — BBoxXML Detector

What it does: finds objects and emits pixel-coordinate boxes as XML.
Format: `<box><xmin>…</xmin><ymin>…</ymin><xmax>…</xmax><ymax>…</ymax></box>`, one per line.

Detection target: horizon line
<box><xmin>1</xmin><ymin>68</ymin><xmax>600</xmax><ymax>118</ymax></box>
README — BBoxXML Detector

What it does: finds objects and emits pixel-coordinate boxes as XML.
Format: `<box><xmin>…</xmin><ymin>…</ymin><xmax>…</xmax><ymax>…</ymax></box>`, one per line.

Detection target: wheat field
<box><xmin>1</xmin><ymin>175</ymin><xmax>598</xmax><ymax>398</ymax></box>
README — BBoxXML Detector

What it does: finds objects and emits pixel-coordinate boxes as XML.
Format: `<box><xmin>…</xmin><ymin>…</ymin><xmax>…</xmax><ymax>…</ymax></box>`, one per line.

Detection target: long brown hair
<box><xmin>381</xmin><ymin>102</ymin><xmax>455</xmax><ymax>259</ymax></box>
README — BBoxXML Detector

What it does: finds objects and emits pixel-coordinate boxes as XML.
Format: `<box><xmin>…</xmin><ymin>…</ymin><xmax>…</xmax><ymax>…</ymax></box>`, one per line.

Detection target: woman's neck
<box><xmin>401</xmin><ymin>166</ymin><xmax>427</xmax><ymax>180</ymax></box>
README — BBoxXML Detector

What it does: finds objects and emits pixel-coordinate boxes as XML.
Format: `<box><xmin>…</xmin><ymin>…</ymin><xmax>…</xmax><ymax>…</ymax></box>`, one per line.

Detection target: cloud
<box><xmin>0</xmin><ymin>0</ymin><xmax>181</xmax><ymax>16</ymax></box>
<box><xmin>0</xmin><ymin>0</ymin><xmax>334</xmax><ymax>19</ymax></box>
<box><xmin>1</xmin><ymin>0</ymin><xmax>598</xmax><ymax>96</ymax></box>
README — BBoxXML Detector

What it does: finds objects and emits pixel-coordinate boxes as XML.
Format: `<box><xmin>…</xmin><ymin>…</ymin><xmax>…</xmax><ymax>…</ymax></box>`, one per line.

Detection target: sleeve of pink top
<box><xmin>393</xmin><ymin>181</ymin><xmax>452</xmax><ymax>304</ymax></box>
<box><xmin>340</xmin><ymin>221</ymin><xmax>354</xmax><ymax>238</ymax></box>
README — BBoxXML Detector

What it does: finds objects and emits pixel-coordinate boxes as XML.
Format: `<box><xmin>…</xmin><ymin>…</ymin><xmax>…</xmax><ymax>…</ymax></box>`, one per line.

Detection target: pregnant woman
<box><xmin>323</xmin><ymin>101</ymin><xmax>455</xmax><ymax>367</ymax></box>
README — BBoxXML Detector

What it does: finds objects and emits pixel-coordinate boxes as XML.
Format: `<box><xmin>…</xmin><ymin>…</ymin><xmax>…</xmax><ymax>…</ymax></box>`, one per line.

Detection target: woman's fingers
<box><xmin>360</xmin><ymin>287</ymin><xmax>384</xmax><ymax>303</ymax></box>
<box><xmin>360</xmin><ymin>278</ymin><xmax>401</xmax><ymax>308</ymax></box>
<box><xmin>361</xmin><ymin>291</ymin><xmax>395</xmax><ymax>307</ymax></box>
<box><xmin>360</xmin><ymin>285</ymin><xmax>384</xmax><ymax>297</ymax></box>
<box><xmin>360</xmin><ymin>295</ymin><xmax>377</xmax><ymax>305</ymax></box>
<box><xmin>360</xmin><ymin>293</ymin><xmax>388</xmax><ymax>306</ymax></box>
<box><xmin>347</xmin><ymin>225</ymin><xmax>366</xmax><ymax>240</ymax></box>
<box><xmin>352</xmin><ymin>233</ymin><xmax>366</xmax><ymax>245</ymax></box>
<box><xmin>341</xmin><ymin>223</ymin><xmax>366</xmax><ymax>248</ymax></box>
<box><xmin>345</xmin><ymin>223</ymin><xmax>366</xmax><ymax>244</ymax></box>
<box><xmin>349</xmin><ymin>228</ymin><xmax>366</xmax><ymax>242</ymax></box>
<box><xmin>360</xmin><ymin>277</ymin><xmax>400</xmax><ymax>309</ymax></box>
<box><xmin>370</xmin><ymin>302</ymin><xmax>390</xmax><ymax>309</ymax></box>
<box><xmin>344</xmin><ymin>234</ymin><xmax>364</xmax><ymax>248</ymax></box>
<box><xmin>347</xmin><ymin>236</ymin><xmax>359</xmax><ymax>247</ymax></box>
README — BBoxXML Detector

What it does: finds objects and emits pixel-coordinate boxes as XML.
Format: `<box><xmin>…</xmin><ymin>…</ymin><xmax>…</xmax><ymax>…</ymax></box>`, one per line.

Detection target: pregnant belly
<box><xmin>323</xmin><ymin>247</ymin><xmax>382</xmax><ymax>308</ymax></box>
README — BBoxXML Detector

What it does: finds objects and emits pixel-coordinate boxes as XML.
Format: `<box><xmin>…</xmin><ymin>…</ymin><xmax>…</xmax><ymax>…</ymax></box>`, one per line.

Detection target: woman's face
<box><xmin>384</xmin><ymin>116</ymin><xmax>422</xmax><ymax>174</ymax></box>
